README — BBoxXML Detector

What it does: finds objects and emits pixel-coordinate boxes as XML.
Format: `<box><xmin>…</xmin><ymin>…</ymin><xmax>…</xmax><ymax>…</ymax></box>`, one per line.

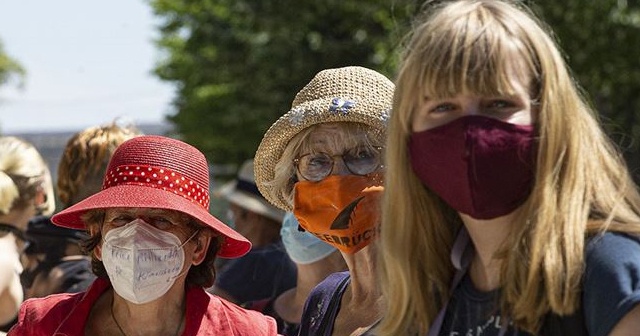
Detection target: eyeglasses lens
<box><xmin>298</xmin><ymin>147</ymin><xmax>381</xmax><ymax>181</ymax></box>
<box><xmin>299</xmin><ymin>154</ymin><xmax>333</xmax><ymax>182</ymax></box>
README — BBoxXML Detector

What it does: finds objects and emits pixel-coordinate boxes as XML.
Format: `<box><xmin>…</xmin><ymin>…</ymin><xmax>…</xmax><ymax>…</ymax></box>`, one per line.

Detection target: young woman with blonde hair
<box><xmin>377</xmin><ymin>1</ymin><xmax>640</xmax><ymax>335</ymax></box>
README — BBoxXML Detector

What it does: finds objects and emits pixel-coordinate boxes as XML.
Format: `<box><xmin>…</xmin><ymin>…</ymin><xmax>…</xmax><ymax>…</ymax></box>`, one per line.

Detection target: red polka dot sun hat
<box><xmin>52</xmin><ymin>135</ymin><xmax>251</xmax><ymax>258</ymax></box>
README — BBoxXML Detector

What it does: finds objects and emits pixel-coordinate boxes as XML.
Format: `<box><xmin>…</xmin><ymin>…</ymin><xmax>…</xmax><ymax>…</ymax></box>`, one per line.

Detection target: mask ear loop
<box><xmin>427</xmin><ymin>227</ymin><xmax>472</xmax><ymax>336</ymax></box>
<box><xmin>427</xmin><ymin>228</ymin><xmax>511</xmax><ymax>336</ymax></box>
<box><xmin>179</xmin><ymin>228</ymin><xmax>201</xmax><ymax>247</ymax></box>
<box><xmin>169</xmin><ymin>228</ymin><xmax>202</xmax><ymax>281</ymax></box>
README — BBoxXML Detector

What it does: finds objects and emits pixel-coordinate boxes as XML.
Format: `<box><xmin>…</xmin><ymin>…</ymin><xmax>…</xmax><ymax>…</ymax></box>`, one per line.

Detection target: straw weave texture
<box><xmin>52</xmin><ymin>135</ymin><xmax>251</xmax><ymax>258</ymax></box>
<box><xmin>106</xmin><ymin>135</ymin><xmax>210</xmax><ymax>191</ymax></box>
<box><xmin>254</xmin><ymin>66</ymin><xmax>394</xmax><ymax>210</ymax></box>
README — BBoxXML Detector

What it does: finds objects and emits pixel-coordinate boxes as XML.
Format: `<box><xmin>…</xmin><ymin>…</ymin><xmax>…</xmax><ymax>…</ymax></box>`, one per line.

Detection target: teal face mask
<box><xmin>280</xmin><ymin>212</ymin><xmax>336</xmax><ymax>264</ymax></box>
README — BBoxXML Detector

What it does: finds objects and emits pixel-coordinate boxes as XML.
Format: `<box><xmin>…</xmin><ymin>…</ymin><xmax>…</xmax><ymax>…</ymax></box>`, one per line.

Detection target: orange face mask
<box><xmin>292</xmin><ymin>174</ymin><xmax>384</xmax><ymax>254</ymax></box>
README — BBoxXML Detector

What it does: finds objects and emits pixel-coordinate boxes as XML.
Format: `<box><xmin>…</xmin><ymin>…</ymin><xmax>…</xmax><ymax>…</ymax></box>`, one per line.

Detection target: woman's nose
<box><xmin>331</xmin><ymin>156</ymin><xmax>351</xmax><ymax>176</ymax></box>
<box><xmin>462</xmin><ymin>101</ymin><xmax>481</xmax><ymax>116</ymax></box>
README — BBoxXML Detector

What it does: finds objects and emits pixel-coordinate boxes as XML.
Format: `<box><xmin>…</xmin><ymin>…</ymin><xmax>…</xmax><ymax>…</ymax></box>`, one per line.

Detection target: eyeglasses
<box><xmin>294</xmin><ymin>146</ymin><xmax>383</xmax><ymax>182</ymax></box>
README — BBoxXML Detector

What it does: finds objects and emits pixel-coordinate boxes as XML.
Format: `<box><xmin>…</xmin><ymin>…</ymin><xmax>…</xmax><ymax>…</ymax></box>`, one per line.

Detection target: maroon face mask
<box><xmin>409</xmin><ymin>115</ymin><xmax>537</xmax><ymax>219</ymax></box>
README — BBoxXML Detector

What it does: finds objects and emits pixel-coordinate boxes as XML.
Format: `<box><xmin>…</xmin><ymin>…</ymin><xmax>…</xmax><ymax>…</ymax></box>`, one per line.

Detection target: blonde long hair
<box><xmin>0</xmin><ymin>136</ymin><xmax>55</xmax><ymax>216</ymax></box>
<box><xmin>378</xmin><ymin>0</ymin><xmax>640</xmax><ymax>334</ymax></box>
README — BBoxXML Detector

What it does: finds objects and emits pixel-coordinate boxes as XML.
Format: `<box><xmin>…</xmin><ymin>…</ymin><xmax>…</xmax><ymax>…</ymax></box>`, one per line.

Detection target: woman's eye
<box><xmin>109</xmin><ymin>215</ymin><xmax>133</xmax><ymax>226</ymax></box>
<box><xmin>431</xmin><ymin>103</ymin><xmax>455</xmax><ymax>113</ymax></box>
<box><xmin>149</xmin><ymin>217</ymin><xmax>175</xmax><ymax>229</ymax></box>
<box><xmin>488</xmin><ymin>100</ymin><xmax>514</xmax><ymax>109</ymax></box>
<box><xmin>349</xmin><ymin>147</ymin><xmax>376</xmax><ymax>160</ymax></box>
<box><xmin>308</xmin><ymin>155</ymin><xmax>331</xmax><ymax>167</ymax></box>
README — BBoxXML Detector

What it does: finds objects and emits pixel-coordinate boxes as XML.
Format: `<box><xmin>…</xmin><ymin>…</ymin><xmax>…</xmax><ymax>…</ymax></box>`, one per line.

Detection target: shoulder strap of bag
<box><xmin>427</xmin><ymin>228</ymin><xmax>472</xmax><ymax>336</ymax></box>
<box><xmin>427</xmin><ymin>229</ymin><xmax>510</xmax><ymax>336</ymax></box>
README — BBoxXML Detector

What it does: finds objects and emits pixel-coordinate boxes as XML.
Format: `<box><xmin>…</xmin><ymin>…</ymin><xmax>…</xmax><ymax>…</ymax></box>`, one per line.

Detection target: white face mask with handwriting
<box><xmin>101</xmin><ymin>219</ymin><xmax>196</xmax><ymax>304</ymax></box>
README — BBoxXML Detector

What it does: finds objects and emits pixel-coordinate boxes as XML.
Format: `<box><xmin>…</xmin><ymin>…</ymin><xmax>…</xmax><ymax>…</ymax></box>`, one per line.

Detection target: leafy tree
<box><xmin>150</xmin><ymin>0</ymin><xmax>417</xmax><ymax>167</ymax></box>
<box><xmin>0</xmin><ymin>40</ymin><xmax>24</xmax><ymax>88</ymax></box>
<box><xmin>152</xmin><ymin>0</ymin><xmax>640</xmax><ymax>178</ymax></box>
<box><xmin>0</xmin><ymin>39</ymin><xmax>26</xmax><ymax>134</ymax></box>
<box><xmin>533</xmin><ymin>0</ymin><xmax>640</xmax><ymax>177</ymax></box>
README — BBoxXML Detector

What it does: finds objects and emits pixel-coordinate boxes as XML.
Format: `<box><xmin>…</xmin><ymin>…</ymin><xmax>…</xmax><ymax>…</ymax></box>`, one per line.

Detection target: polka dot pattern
<box><xmin>103</xmin><ymin>164</ymin><xmax>210</xmax><ymax>208</ymax></box>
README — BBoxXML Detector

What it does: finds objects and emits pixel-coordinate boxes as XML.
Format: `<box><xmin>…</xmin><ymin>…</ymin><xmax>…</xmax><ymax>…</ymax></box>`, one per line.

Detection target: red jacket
<box><xmin>8</xmin><ymin>278</ymin><xmax>278</xmax><ymax>335</ymax></box>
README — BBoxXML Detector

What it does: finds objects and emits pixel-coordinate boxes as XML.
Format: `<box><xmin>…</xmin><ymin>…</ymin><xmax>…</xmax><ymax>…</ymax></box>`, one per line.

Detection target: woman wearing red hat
<box><xmin>8</xmin><ymin>135</ymin><xmax>278</xmax><ymax>336</ymax></box>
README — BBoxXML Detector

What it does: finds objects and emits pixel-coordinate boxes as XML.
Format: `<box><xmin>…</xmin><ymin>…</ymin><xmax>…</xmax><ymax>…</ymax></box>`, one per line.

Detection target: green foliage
<box><xmin>152</xmin><ymin>0</ymin><xmax>640</xmax><ymax>176</ymax></box>
<box><xmin>150</xmin><ymin>0</ymin><xmax>418</xmax><ymax>166</ymax></box>
<box><xmin>0</xmin><ymin>39</ymin><xmax>25</xmax><ymax>88</ymax></box>
<box><xmin>0</xmin><ymin>39</ymin><xmax>26</xmax><ymax>133</ymax></box>
<box><xmin>533</xmin><ymin>0</ymin><xmax>640</xmax><ymax>173</ymax></box>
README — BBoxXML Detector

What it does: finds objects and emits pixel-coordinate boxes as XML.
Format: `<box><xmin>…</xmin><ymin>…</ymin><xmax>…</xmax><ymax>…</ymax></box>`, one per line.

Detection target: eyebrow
<box><xmin>106</xmin><ymin>208</ymin><xmax>182</xmax><ymax>219</ymax></box>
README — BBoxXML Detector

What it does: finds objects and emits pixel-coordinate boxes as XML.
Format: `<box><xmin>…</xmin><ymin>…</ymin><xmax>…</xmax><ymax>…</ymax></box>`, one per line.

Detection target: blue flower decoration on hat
<box><xmin>328</xmin><ymin>98</ymin><xmax>356</xmax><ymax>115</ymax></box>
<box><xmin>288</xmin><ymin>107</ymin><xmax>306</xmax><ymax>126</ymax></box>
<box><xmin>380</xmin><ymin>108</ymin><xmax>391</xmax><ymax>123</ymax></box>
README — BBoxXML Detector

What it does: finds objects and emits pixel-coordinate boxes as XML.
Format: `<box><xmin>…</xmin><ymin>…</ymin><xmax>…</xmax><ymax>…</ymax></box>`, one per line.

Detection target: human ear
<box><xmin>94</xmin><ymin>244</ymin><xmax>103</xmax><ymax>261</ymax></box>
<box><xmin>191</xmin><ymin>233</ymin><xmax>211</xmax><ymax>266</ymax></box>
<box><xmin>34</xmin><ymin>185</ymin><xmax>46</xmax><ymax>207</ymax></box>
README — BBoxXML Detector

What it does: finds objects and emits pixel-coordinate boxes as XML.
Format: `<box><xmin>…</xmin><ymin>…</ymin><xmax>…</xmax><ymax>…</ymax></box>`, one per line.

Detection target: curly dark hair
<box><xmin>81</xmin><ymin>209</ymin><xmax>222</xmax><ymax>288</ymax></box>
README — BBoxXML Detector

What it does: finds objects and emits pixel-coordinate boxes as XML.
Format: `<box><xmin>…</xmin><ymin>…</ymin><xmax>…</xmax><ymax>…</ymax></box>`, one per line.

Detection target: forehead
<box><xmin>302</xmin><ymin>123</ymin><xmax>373</xmax><ymax>153</ymax></box>
<box><xmin>104</xmin><ymin>207</ymin><xmax>186</xmax><ymax>219</ymax></box>
<box><xmin>489</xmin><ymin>53</ymin><xmax>532</xmax><ymax>94</ymax></box>
<box><xmin>424</xmin><ymin>48</ymin><xmax>533</xmax><ymax>101</ymax></box>
<box><xmin>426</xmin><ymin>59</ymin><xmax>533</xmax><ymax>102</ymax></box>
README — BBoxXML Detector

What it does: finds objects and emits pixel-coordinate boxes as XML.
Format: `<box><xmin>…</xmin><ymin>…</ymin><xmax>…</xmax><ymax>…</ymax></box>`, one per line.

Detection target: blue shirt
<box><xmin>214</xmin><ymin>240</ymin><xmax>297</xmax><ymax>304</ymax></box>
<box><xmin>440</xmin><ymin>232</ymin><xmax>640</xmax><ymax>336</ymax></box>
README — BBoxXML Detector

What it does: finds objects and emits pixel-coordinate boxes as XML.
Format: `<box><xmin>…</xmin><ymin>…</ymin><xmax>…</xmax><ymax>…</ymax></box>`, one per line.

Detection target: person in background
<box><xmin>245</xmin><ymin>212</ymin><xmax>347</xmax><ymax>335</ymax></box>
<box><xmin>21</xmin><ymin>122</ymin><xmax>141</xmax><ymax>299</ymax></box>
<box><xmin>254</xmin><ymin>66</ymin><xmax>394</xmax><ymax>335</ymax></box>
<box><xmin>0</xmin><ymin>136</ymin><xmax>55</xmax><ymax>332</ymax></box>
<box><xmin>209</xmin><ymin>159</ymin><xmax>297</xmax><ymax>305</ymax></box>
<box><xmin>377</xmin><ymin>1</ymin><xmax>640</xmax><ymax>335</ymax></box>
<box><xmin>21</xmin><ymin>216</ymin><xmax>93</xmax><ymax>298</ymax></box>
<box><xmin>9</xmin><ymin>135</ymin><xmax>278</xmax><ymax>335</ymax></box>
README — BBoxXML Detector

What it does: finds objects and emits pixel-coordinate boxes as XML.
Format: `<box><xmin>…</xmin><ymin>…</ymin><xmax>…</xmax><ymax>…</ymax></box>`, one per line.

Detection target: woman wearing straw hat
<box><xmin>254</xmin><ymin>66</ymin><xmax>394</xmax><ymax>336</ymax></box>
<box><xmin>8</xmin><ymin>135</ymin><xmax>278</xmax><ymax>335</ymax></box>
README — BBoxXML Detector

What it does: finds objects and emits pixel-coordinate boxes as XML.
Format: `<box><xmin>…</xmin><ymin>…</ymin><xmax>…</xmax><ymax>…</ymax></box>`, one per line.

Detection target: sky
<box><xmin>0</xmin><ymin>0</ymin><xmax>175</xmax><ymax>134</ymax></box>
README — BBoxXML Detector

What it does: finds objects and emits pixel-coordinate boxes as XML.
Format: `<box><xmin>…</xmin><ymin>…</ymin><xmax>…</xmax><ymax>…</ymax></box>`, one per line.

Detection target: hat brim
<box><xmin>217</xmin><ymin>180</ymin><xmax>285</xmax><ymax>222</ymax></box>
<box><xmin>51</xmin><ymin>185</ymin><xmax>251</xmax><ymax>258</ymax></box>
<box><xmin>254</xmin><ymin>98</ymin><xmax>388</xmax><ymax>211</ymax></box>
<box><xmin>254</xmin><ymin>66</ymin><xmax>394</xmax><ymax>211</ymax></box>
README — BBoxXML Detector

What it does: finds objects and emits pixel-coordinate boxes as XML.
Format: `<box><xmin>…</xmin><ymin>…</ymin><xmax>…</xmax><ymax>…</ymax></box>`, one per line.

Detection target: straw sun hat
<box><xmin>254</xmin><ymin>66</ymin><xmax>395</xmax><ymax>211</ymax></box>
<box><xmin>52</xmin><ymin>135</ymin><xmax>251</xmax><ymax>258</ymax></box>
